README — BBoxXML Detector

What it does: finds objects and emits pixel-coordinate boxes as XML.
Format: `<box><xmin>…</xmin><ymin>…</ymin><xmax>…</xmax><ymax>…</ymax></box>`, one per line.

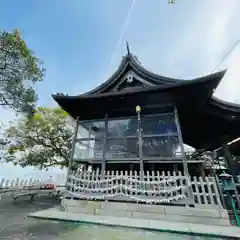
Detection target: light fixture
<box><xmin>136</xmin><ymin>105</ymin><xmax>141</xmax><ymax>114</ymax></box>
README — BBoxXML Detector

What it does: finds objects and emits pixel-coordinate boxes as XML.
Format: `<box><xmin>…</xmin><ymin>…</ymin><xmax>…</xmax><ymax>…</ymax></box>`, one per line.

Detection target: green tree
<box><xmin>0</xmin><ymin>29</ymin><xmax>45</xmax><ymax>114</ymax></box>
<box><xmin>2</xmin><ymin>107</ymin><xmax>73</xmax><ymax>169</ymax></box>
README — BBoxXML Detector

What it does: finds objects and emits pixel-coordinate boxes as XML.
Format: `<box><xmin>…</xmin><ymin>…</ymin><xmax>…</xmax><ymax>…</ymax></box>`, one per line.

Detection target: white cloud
<box><xmin>214</xmin><ymin>45</ymin><xmax>240</xmax><ymax>103</ymax></box>
<box><xmin>105</xmin><ymin>0</ymin><xmax>240</xmax><ymax>103</ymax></box>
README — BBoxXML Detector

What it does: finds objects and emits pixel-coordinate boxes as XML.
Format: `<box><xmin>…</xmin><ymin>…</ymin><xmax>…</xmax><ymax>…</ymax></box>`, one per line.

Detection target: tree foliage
<box><xmin>0</xmin><ymin>29</ymin><xmax>45</xmax><ymax>114</ymax></box>
<box><xmin>2</xmin><ymin>107</ymin><xmax>73</xmax><ymax>169</ymax></box>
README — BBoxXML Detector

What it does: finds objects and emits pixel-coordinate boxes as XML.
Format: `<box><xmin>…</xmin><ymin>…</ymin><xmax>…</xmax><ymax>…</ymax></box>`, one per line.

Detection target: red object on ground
<box><xmin>40</xmin><ymin>184</ymin><xmax>56</xmax><ymax>189</ymax></box>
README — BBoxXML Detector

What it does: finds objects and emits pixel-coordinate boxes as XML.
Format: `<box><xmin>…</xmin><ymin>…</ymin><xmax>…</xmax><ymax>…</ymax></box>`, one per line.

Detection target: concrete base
<box><xmin>61</xmin><ymin>199</ymin><xmax>231</xmax><ymax>226</ymax></box>
<box><xmin>28</xmin><ymin>207</ymin><xmax>240</xmax><ymax>239</ymax></box>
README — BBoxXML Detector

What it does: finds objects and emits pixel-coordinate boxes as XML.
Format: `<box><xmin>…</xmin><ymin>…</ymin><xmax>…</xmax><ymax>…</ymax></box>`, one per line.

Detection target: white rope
<box><xmin>67</xmin><ymin>183</ymin><xmax>187</xmax><ymax>195</ymax></box>
<box><xmin>68</xmin><ymin>174</ymin><xmax>188</xmax><ymax>185</ymax></box>
<box><xmin>67</xmin><ymin>191</ymin><xmax>186</xmax><ymax>204</ymax></box>
<box><xmin>66</xmin><ymin>173</ymin><xmax>189</xmax><ymax>204</ymax></box>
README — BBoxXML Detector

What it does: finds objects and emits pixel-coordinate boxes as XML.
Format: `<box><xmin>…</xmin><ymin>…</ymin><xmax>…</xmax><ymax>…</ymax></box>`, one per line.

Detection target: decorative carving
<box><xmin>113</xmin><ymin>71</ymin><xmax>154</xmax><ymax>92</ymax></box>
<box><xmin>126</xmin><ymin>72</ymin><xmax>134</xmax><ymax>83</ymax></box>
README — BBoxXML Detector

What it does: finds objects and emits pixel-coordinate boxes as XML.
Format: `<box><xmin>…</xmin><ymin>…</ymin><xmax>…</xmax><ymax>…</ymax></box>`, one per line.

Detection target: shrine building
<box><xmin>52</xmin><ymin>50</ymin><xmax>240</xmax><ymax>177</ymax></box>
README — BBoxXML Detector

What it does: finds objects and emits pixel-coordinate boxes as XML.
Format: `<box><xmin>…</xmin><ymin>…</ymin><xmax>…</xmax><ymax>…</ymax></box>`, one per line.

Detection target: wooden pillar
<box><xmin>67</xmin><ymin>116</ymin><xmax>79</xmax><ymax>176</ymax></box>
<box><xmin>223</xmin><ymin>144</ymin><xmax>236</xmax><ymax>177</ymax></box>
<box><xmin>173</xmin><ymin>106</ymin><xmax>189</xmax><ymax>177</ymax></box>
<box><xmin>137</xmin><ymin>110</ymin><xmax>144</xmax><ymax>181</ymax></box>
<box><xmin>199</xmin><ymin>163</ymin><xmax>205</xmax><ymax>177</ymax></box>
<box><xmin>174</xmin><ymin>106</ymin><xmax>194</xmax><ymax>206</ymax></box>
<box><xmin>173</xmin><ymin>163</ymin><xmax>178</xmax><ymax>172</ymax></box>
<box><xmin>223</xmin><ymin>144</ymin><xmax>240</xmax><ymax>208</ymax></box>
<box><xmin>130</xmin><ymin>163</ymin><xmax>134</xmax><ymax>171</ymax></box>
<box><xmin>150</xmin><ymin>163</ymin><xmax>155</xmax><ymax>171</ymax></box>
<box><xmin>101</xmin><ymin>113</ymin><xmax>108</xmax><ymax>179</ymax></box>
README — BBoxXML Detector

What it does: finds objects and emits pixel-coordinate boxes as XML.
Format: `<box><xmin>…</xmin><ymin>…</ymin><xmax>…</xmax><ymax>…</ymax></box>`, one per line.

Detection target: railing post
<box><xmin>193</xmin><ymin>176</ymin><xmax>201</xmax><ymax>205</ymax></box>
<box><xmin>212</xmin><ymin>175</ymin><xmax>224</xmax><ymax>208</ymax></box>
<box><xmin>0</xmin><ymin>178</ymin><xmax>4</xmax><ymax>189</ymax></box>
<box><xmin>205</xmin><ymin>177</ymin><xmax>214</xmax><ymax>205</ymax></box>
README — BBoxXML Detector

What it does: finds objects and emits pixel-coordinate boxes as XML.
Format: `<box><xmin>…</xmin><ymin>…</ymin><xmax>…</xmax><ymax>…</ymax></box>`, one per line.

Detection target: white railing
<box><xmin>0</xmin><ymin>173</ymin><xmax>67</xmax><ymax>191</ymax></box>
<box><xmin>0</xmin><ymin>170</ymin><xmax>224</xmax><ymax>208</ymax></box>
<box><xmin>191</xmin><ymin>176</ymin><xmax>222</xmax><ymax>208</ymax></box>
<box><xmin>67</xmin><ymin>170</ymin><xmax>190</xmax><ymax>204</ymax></box>
<box><xmin>66</xmin><ymin>170</ymin><xmax>223</xmax><ymax>207</ymax></box>
<box><xmin>65</xmin><ymin>170</ymin><xmax>223</xmax><ymax>208</ymax></box>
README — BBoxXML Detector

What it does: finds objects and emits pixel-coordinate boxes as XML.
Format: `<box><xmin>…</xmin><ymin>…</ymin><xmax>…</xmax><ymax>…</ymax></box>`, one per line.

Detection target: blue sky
<box><xmin>1</xmin><ymin>0</ymin><xmax>240</xmax><ymax>178</ymax></box>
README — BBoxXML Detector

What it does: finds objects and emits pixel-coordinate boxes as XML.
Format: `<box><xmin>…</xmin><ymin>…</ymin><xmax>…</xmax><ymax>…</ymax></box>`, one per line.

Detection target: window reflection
<box><xmin>77</xmin><ymin>121</ymin><xmax>105</xmax><ymax>139</ymax></box>
<box><xmin>106</xmin><ymin>138</ymin><xmax>138</xmax><ymax>158</ymax></box>
<box><xmin>107</xmin><ymin>118</ymin><xmax>137</xmax><ymax>138</ymax></box>
<box><xmin>74</xmin><ymin>140</ymin><xmax>103</xmax><ymax>159</ymax></box>
<box><xmin>141</xmin><ymin>114</ymin><xmax>177</xmax><ymax>135</ymax></box>
<box><xmin>142</xmin><ymin>136</ymin><xmax>179</xmax><ymax>157</ymax></box>
<box><xmin>74</xmin><ymin>114</ymin><xmax>179</xmax><ymax>160</ymax></box>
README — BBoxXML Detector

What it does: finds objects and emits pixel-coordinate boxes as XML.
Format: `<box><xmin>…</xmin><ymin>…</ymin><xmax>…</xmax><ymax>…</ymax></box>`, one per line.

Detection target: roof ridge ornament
<box><xmin>126</xmin><ymin>41</ymin><xmax>130</xmax><ymax>55</ymax></box>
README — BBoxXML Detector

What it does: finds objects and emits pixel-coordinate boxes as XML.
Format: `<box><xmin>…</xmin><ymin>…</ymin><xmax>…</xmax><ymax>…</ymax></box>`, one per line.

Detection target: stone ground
<box><xmin>0</xmin><ymin>195</ymin><xmax>233</xmax><ymax>240</ymax></box>
<box><xmin>0</xmin><ymin>195</ymin><xmax>76</xmax><ymax>239</ymax></box>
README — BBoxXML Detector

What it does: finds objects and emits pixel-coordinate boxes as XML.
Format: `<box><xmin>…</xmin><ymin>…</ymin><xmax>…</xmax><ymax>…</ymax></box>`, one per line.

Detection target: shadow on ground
<box><xmin>0</xmin><ymin>195</ymin><xmax>231</xmax><ymax>240</ymax></box>
<box><xmin>0</xmin><ymin>195</ymin><xmax>79</xmax><ymax>239</ymax></box>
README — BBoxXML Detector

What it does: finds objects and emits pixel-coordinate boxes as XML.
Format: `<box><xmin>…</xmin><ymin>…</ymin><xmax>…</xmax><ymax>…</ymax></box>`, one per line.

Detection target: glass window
<box><xmin>141</xmin><ymin>114</ymin><xmax>177</xmax><ymax>135</ymax></box>
<box><xmin>106</xmin><ymin>138</ymin><xmax>138</xmax><ymax>159</ymax></box>
<box><xmin>74</xmin><ymin>140</ymin><xmax>103</xmax><ymax>159</ymax></box>
<box><xmin>77</xmin><ymin>121</ymin><xmax>105</xmax><ymax>139</ymax></box>
<box><xmin>142</xmin><ymin>136</ymin><xmax>179</xmax><ymax>158</ymax></box>
<box><xmin>107</xmin><ymin>118</ymin><xmax>137</xmax><ymax>138</ymax></box>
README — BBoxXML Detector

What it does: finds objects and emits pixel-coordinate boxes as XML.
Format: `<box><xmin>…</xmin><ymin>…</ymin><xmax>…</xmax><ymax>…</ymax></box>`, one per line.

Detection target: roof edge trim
<box><xmin>80</xmin><ymin>54</ymin><xmax>226</xmax><ymax>96</ymax></box>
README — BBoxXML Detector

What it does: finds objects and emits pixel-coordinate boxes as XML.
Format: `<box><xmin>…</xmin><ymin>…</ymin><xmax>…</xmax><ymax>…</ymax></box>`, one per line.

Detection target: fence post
<box><xmin>15</xmin><ymin>178</ymin><xmax>20</xmax><ymax>188</ymax></box>
<box><xmin>214</xmin><ymin>175</ymin><xmax>224</xmax><ymax>208</ymax></box>
<box><xmin>199</xmin><ymin>177</ymin><xmax>208</xmax><ymax>205</ymax></box>
<box><xmin>193</xmin><ymin>176</ymin><xmax>201</xmax><ymax>205</ymax></box>
<box><xmin>205</xmin><ymin>177</ymin><xmax>214</xmax><ymax>205</ymax></box>
<box><xmin>0</xmin><ymin>178</ymin><xmax>4</xmax><ymax>189</ymax></box>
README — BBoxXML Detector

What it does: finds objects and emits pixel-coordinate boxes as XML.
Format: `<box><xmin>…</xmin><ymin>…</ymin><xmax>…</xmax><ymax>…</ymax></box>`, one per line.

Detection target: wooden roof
<box><xmin>52</xmin><ymin>53</ymin><xmax>240</xmax><ymax>150</ymax></box>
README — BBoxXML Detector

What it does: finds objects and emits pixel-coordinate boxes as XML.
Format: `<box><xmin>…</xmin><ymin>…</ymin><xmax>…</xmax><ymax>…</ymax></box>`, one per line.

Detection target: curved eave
<box><xmin>53</xmin><ymin>69</ymin><xmax>224</xmax><ymax>122</ymax></box>
<box><xmin>53</xmin><ymin>69</ymin><xmax>225</xmax><ymax>103</ymax></box>
<box><xmin>201</xmin><ymin>97</ymin><xmax>240</xmax><ymax>124</ymax></box>
<box><xmin>181</xmin><ymin>96</ymin><xmax>240</xmax><ymax>151</ymax></box>
<box><xmin>210</xmin><ymin>96</ymin><xmax>240</xmax><ymax>114</ymax></box>
<box><xmin>204</xmin><ymin>98</ymin><xmax>240</xmax><ymax>150</ymax></box>
<box><xmin>82</xmin><ymin>53</ymin><xmax>226</xmax><ymax>95</ymax></box>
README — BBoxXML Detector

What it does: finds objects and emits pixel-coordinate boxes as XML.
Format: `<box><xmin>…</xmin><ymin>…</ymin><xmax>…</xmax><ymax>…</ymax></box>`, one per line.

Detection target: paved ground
<box><xmin>0</xmin><ymin>195</ymin><xmax>76</xmax><ymax>239</ymax></box>
<box><xmin>0</xmin><ymin>195</ymin><xmax>234</xmax><ymax>240</ymax></box>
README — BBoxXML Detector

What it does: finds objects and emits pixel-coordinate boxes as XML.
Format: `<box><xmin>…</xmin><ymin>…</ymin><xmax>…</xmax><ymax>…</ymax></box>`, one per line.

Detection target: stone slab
<box><xmin>164</xmin><ymin>205</ymin><xmax>222</xmax><ymax>218</ymax></box>
<box><xmin>28</xmin><ymin>207</ymin><xmax>240</xmax><ymax>239</ymax></box>
<box><xmin>62</xmin><ymin>199</ymin><xmax>102</xmax><ymax>209</ymax></box>
<box><xmin>125</xmin><ymin>202</ymin><xmax>166</xmax><ymax>214</ymax></box>
<box><xmin>62</xmin><ymin>199</ymin><xmax>231</xmax><ymax>226</ymax></box>
<box><xmin>66</xmin><ymin>206</ymin><xmax>95</xmax><ymax>214</ymax></box>
<box><xmin>219</xmin><ymin>209</ymin><xmax>229</xmax><ymax>219</ymax></box>
<box><xmin>130</xmin><ymin>211</ymin><xmax>230</xmax><ymax>226</ymax></box>
<box><xmin>101</xmin><ymin>201</ymin><xmax>129</xmax><ymax>211</ymax></box>
<box><xmin>95</xmin><ymin>208</ymin><xmax>131</xmax><ymax>218</ymax></box>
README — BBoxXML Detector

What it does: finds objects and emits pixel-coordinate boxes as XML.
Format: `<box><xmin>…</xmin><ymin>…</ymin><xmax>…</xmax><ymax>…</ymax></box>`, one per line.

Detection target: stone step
<box><xmin>61</xmin><ymin>199</ymin><xmax>231</xmax><ymax>226</ymax></box>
